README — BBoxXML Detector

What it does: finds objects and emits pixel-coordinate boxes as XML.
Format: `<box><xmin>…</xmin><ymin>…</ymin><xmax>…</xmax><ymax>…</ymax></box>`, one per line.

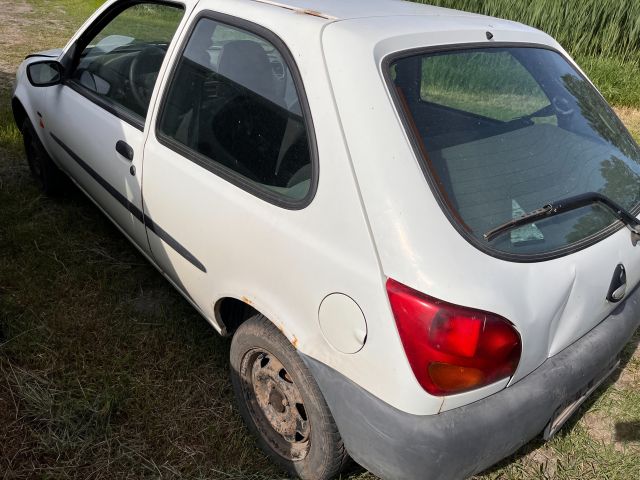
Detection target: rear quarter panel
<box><xmin>322</xmin><ymin>16</ymin><xmax>640</xmax><ymax>410</ymax></box>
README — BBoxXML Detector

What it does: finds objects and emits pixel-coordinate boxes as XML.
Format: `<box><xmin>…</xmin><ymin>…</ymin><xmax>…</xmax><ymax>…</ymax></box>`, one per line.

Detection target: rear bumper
<box><xmin>301</xmin><ymin>287</ymin><xmax>640</xmax><ymax>480</ymax></box>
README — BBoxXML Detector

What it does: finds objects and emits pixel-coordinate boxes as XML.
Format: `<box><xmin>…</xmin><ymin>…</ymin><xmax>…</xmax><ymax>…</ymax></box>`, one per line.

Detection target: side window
<box><xmin>158</xmin><ymin>18</ymin><xmax>313</xmax><ymax>202</ymax></box>
<box><xmin>71</xmin><ymin>3</ymin><xmax>184</xmax><ymax>120</ymax></box>
<box><xmin>420</xmin><ymin>51</ymin><xmax>553</xmax><ymax>123</ymax></box>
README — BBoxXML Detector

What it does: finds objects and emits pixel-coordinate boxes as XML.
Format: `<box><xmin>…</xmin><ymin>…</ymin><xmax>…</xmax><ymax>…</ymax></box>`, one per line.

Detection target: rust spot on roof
<box><xmin>251</xmin><ymin>0</ymin><xmax>337</xmax><ymax>20</ymax></box>
<box><xmin>291</xmin><ymin>335</ymin><xmax>299</xmax><ymax>349</ymax></box>
<box><xmin>297</xmin><ymin>9</ymin><xmax>326</xmax><ymax>18</ymax></box>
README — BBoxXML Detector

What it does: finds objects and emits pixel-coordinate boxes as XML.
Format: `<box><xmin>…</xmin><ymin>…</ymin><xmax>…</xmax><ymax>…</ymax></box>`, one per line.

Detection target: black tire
<box><xmin>22</xmin><ymin>119</ymin><xmax>65</xmax><ymax>195</ymax></box>
<box><xmin>230</xmin><ymin>315</ymin><xmax>349</xmax><ymax>480</ymax></box>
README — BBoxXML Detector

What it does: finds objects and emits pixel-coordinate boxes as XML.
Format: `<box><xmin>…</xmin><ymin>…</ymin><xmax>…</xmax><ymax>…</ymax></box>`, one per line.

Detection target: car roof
<box><xmin>193</xmin><ymin>0</ymin><xmax>540</xmax><ymax>40</ymax></box>
<box><xmin>244</xmin><ymin>0</ymin><xmax>485</xmax><ymax>21</ymax></box>
<box><xmin>239</xmin><ymin>0</ymin><xmax>546</xmax><ymax>49</ymax></box>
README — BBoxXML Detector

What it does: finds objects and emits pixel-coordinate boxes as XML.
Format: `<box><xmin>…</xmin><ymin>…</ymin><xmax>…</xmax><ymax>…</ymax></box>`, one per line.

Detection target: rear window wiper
<box><xmin>484</xmin><ymin>192</ymin><xmax>640</xmax><ymax>244</ymax></box>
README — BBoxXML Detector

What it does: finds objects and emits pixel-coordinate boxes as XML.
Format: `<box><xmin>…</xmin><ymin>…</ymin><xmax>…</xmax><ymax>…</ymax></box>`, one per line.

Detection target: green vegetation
<box><xmin>0</xmin><ymin>1</ymin><xmax>277</xmax><ymax>478</ymax></box>
<box><xmin>423</xmin><ymin>0</ymin><xmax>640</xmax><ymax>60</ymax></box>
<box><xmin>421</xmin><ymin>0</ymin><xmax>640</xmax><ymax>108</ymax></box>
<box><xmin>581</xmin><ymin>57</ymin><xmax>640</xmax><ymax>109</ymax></box>
<box><xmin>0</xmin><ymin>1</ymin><xmax>639</xmax><ymax>479</ymax></box>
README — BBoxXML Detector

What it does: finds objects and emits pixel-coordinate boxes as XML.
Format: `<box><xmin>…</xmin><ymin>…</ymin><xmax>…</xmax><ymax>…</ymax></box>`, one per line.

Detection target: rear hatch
<box><xmin>323</xmin><ymin>17</ymin><xmax>640</xmax><ymax>390</ymax></box>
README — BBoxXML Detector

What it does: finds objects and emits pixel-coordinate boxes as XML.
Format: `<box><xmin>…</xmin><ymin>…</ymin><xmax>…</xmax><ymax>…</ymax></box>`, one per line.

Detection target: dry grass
<box><xmin>615</xmin><ymin>107</ymin><xmax>640</xmax><ymax>141</ymax></box>
<box><xmin>0</xmin><ymin>1</ymin><xmax>639</xmax><ymax>479</ymax></box>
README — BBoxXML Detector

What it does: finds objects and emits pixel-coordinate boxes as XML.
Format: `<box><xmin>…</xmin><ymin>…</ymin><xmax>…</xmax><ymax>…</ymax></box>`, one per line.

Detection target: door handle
<box><xmin>607</xmin><ymin>264</ymin><xmax>627</xmax><ymax>303</ymax></box>
<box><xmin>116</xmin><ymin>140</ymin><xmax>134</xmax><ymax>161</ymax></box>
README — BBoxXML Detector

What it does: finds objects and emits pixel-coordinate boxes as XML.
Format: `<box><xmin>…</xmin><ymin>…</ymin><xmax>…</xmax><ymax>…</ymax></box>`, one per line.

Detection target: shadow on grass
<box><xmin>616</xmin><ymin>421</ymin><xmax>640</xmax><ymax>442</ymax></box>
<box><xmin>477</xmin><ymin>330</ymin><xmax>640</xmax><ymax>478</ymax></box>
<box><xmin>0</xmin><ymin>128</ymin><xmax>281</xmax><ymax>478</ymax></box>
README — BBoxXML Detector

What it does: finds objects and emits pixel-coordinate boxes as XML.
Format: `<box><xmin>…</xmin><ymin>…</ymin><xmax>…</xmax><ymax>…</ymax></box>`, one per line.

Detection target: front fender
<box><xmin>14</xmin><ymin>48</ymin><xmax>62</xmax><ymax>93</ymax></box>
<box><xmin>12</xmin><ymin>55</ymin><xmax>61</xmax><ymax>164</ymax></box>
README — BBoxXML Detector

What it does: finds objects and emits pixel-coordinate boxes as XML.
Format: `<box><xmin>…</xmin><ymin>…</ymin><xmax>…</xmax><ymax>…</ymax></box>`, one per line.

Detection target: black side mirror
<box><xmin>26</xmin><ymin>60</ymin><xmax>64</xmax><ymax>87</ymax></box>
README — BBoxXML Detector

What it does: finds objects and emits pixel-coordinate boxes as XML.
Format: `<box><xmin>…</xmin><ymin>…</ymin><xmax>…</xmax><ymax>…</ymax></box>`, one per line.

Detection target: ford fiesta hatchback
<box><xmin>12</xmin><ymin>0</ymin><xmax>640</xmax><ymax>478</ymax></box>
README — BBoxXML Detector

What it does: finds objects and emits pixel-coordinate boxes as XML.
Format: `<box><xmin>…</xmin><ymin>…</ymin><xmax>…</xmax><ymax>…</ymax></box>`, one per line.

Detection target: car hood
<box><xmin>26</xmin><ymin>48</ymin><xmax>64</xmax><ymax>59</ymax></box>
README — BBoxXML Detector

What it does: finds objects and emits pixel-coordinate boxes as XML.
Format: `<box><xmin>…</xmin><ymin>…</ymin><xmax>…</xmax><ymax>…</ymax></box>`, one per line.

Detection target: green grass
<box><xmin>423</xmin><ymin>0</ymin><xmax>640</xmax><ymax>61</ymax></box>
<box><xmin>0</xmin><ymin>1</ymin><xmax>639</xmax><ymax>479</ymax></box>
<box><xmin>580</xmin><ymin>57</ymin><xmax>640</xmax><ymax>108</ymax></box>
<box><xmin>0</xmin><ymin>1</ymin><xmax>280</xmax><ymax>478</ymax></box>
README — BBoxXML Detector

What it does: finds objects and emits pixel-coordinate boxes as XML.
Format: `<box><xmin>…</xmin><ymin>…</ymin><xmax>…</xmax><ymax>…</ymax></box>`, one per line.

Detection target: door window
<box><xmin>71</xmin><ymin>3</ymin><xmax>184</xmax><ymax>121</ymax></box>
<box><xmin>157</xmin><ymin>18</ymin><xmax>314</xmax><ymax>202</ymax></box>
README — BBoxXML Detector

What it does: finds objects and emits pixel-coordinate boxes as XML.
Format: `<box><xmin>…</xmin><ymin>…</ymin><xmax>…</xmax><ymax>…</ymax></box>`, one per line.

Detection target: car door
<box><xmin>141</xmin><ymin>14</ymin><xmax>317</xmax><ymax>315</ymax></box>
<box><xmin>45</xmin><ymin>1</ymin><xmax>185</xmax><ymax>251</ymax></box>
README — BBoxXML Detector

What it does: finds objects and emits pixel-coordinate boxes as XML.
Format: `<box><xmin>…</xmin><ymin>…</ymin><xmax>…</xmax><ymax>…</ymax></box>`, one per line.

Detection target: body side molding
<box><xmin>50</xmin><ymin>132</ymin><xmax>207</xmax><ymax>273</ymax></box>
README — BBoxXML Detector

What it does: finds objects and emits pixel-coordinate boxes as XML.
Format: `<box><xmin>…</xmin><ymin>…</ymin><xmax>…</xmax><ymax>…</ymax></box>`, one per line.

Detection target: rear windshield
<box><xmin>389</xmin><ymin>47</ymin><xmax>640</xmax><ymax>258</ymax></box>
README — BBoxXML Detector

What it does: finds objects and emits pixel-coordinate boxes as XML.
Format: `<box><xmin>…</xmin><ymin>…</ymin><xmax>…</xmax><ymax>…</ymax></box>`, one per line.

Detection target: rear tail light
<box><xmin>386</xmin><ymin>278</ymin><xmax>521</xmax><ymax>396</ymax></box>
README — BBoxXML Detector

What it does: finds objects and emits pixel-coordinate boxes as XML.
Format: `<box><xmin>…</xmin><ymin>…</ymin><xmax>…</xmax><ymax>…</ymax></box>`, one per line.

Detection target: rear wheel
<box><xmin>230</xmin><ymin>315</ymin><xmax>349</xmax><ymax>480</ymax></box>
<box><xmin>22</xmin><ymin>119</ymin><xmax>65</xmax><ymax>195</ymax></box>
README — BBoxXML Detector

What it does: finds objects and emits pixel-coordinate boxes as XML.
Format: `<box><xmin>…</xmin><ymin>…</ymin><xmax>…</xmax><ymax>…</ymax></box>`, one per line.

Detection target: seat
<box><xmin>207</xmin><ymin>40</ymin><xmax>288</xmax><ymax>184</ymax></box>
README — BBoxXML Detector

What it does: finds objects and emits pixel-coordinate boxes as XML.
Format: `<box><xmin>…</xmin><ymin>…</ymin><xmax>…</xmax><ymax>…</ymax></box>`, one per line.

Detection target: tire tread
<box><xmin>230</xmin><ymin>315</ymin><xmax>349</xmax><ymax>480</ymax></box>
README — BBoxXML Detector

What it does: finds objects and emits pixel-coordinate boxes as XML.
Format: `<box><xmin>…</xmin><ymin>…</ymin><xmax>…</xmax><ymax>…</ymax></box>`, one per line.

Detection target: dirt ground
<box><xmin>0</xmin><ymin>1</ymin><xmax>35</xmax><ymax>75</ymax></box>
<box><xmin>0</xmin><ymin>0</ymin><xmax>72</xmax><ymax>77</ymax></box>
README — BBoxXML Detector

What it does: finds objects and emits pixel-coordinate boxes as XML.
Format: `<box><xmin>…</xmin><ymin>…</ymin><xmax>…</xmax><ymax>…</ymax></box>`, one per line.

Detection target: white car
<box><xmin>12</xmin><ymin>0</ymin><xmax>640</xmax><ymax>478</ymax></box>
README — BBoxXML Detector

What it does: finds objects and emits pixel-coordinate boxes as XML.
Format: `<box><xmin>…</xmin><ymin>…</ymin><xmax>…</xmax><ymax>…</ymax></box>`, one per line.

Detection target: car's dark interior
<box><xmin>159</xmin><ymin>28</ymin><xmax>311</xmax><ymax>199</ymax></box>
<box><xmin>69</xmin><ymin>9</ymin><xmax>312</xmax><ymax>201</ymax></box>
<box><xmin>72</xmin><ymin>41</ymin><xmax>169</xmax><ymax>119</ymax></box>
<box><xmin>391</xmin><ymin>48</ymin><xmax>640</xmax><ymax>255</ymax></box>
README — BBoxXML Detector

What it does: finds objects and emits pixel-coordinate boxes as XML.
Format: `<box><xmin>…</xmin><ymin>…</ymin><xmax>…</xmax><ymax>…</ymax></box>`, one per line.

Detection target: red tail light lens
<box><xmin>387</xmin><ymin>278</ymin><xmax>521</xmax><ymax>396</ymax></box>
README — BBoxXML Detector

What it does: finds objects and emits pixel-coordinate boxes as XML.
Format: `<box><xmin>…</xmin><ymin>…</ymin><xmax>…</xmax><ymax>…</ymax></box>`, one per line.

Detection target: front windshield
<box><xmin>389</xmin><ymin>47</ymin><xmax>640</xmax><ymax>257</ymax></box>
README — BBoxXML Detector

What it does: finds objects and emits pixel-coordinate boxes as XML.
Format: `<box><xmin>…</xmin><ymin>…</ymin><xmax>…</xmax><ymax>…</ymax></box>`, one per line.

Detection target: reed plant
<box><xmin>423</xmin><ymin>0</ymin><xmax>640</xmax><ymax>62</ymax></box>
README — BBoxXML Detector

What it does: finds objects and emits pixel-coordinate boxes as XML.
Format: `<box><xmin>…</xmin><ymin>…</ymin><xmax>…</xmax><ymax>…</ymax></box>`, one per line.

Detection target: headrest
<box><xmin>217</xmin><ymin>40</ymin><xmax>275</xmax><ymax>100</ymax></box>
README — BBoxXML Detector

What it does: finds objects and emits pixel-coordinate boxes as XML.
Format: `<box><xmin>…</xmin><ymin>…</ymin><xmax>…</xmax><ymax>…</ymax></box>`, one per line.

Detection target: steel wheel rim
<box><xmin>240</xmin><ymin>348</ymin><xmax>311</xmax><ymax>461</ymax></box>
